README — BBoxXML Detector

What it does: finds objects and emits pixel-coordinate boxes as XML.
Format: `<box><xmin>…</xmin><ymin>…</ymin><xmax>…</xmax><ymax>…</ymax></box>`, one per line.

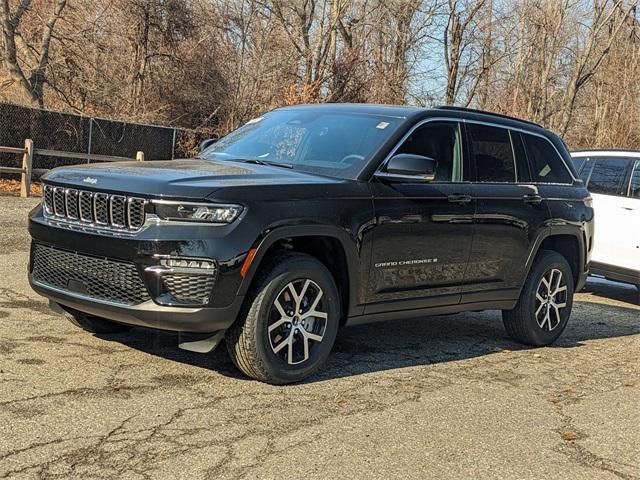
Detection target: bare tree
<box><xmin>443</xmin><ymin>0</ymin><xmax>486</xmax><ymax>105</ymax></box>
<box><xmin>0</xmin><ymin>0</ymin><xmax>67</xmax><ymax>107</ymax></box>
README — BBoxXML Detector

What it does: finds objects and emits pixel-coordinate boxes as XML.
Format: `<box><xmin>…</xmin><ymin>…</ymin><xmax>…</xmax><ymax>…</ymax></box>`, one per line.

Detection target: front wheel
<box><xmin>503</xmin><ymin>250</ymin><xmax>574</xmax><ymax>346</ymax></box>
<box><xmin>226</xmin><ymin>253</ymin><xmax>340</xmax><ymax>384</ymax></box>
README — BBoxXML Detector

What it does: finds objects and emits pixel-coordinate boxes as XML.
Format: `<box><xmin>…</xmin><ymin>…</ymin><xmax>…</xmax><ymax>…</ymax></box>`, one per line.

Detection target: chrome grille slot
<box><xmin>41</xmin><ymin>183</ymin><xmax>147</xmax><ymax>234</ymax></box>
<box><xmin>110</xmin><ymin>196</ymin><xmax>127</xmax><ymax>227</ymax></box>
<box><xmin>65</xmin><ymin>189</ymin><xmax>79</xmax><ymax>219</ymax></box>
<box><xmin>79</xmin><ymin>191</ymin><xmax>93</xmax><ymax>222</ymax></box>
<box><xmin>43</xmin><ymin>185</ymin><xmax>54</xmax><ymax>214</ymax></box>
<box><xmin>53</xmin><ymin>187</ymin><xmax>66</xmax><ymax>216</ymax></box>
<box><xmin>94</xmin><ymin>193</ymin><xmax>109</xmax><ymax>224</ymax></box>
<box><xmin>128</xmin><ymin>198</ymin><xmax>146</xmax><ymax>229</ymax></box>
<box><xmin>31</xmin><ymin>244</ymin><xmax>150</xmax><ymax>305</ymax></box>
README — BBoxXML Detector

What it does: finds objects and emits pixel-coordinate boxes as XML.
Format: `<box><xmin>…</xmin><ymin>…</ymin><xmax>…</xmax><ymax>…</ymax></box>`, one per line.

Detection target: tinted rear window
<box><xmin>523</xmin><ymin>134</ymin><xmax>572</xmax><ymax>184</ymax></box>
<box><xmin>468</xmin><ymin>124</ymin><xmax>516</xmax><ymax>182</ymax></box>
<box><xmin>582</xmin><ymin>157</ymin><xmax>630</xmax><ymax>196</ymax></box>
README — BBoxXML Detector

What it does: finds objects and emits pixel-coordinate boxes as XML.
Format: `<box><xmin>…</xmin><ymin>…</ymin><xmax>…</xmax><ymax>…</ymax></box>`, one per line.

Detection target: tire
<box><xmin>65</xmin><ymin>308</ymin><xmax>132</xmax><ymax>334</ymax></box>
<box><xmin>502</xmin><ymin>250</ymin><xmax>574</xmax><ymax>346</ymax></box>
<box><xmin>226</xmin><ymin>252</ymin><xmax>340</xmax><ymax>384</ymax></box>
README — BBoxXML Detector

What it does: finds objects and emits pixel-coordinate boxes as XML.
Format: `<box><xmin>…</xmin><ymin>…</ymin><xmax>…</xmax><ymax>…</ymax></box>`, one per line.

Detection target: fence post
<box><xmin>136</xmin><ymin>151</ymin><xmax>144</xmax><ymax>162</ymax></box>
<box><xmin>20</xmin><ymin>138</ymin><xmax>34</xmax><ymax>198</ymax></box>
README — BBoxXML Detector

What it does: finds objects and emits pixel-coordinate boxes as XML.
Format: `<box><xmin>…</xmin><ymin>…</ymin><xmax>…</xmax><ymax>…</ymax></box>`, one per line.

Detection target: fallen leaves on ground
<box><xmin>0</xmin><ymin>179</ymin><xmax>42</xmax><ymax>197</ymax></box>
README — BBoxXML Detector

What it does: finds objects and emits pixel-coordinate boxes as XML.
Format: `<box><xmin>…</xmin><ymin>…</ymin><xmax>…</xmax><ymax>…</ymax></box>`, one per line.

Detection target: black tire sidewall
<box><xmin>522</xmin><ymin>253</ymin><xmax>574</xmax><ymax>345</ymax></box>
<box><xmin>253</xmin><ymin>257</ymin><xmax>340</xmax><ymax>383</ymax></box>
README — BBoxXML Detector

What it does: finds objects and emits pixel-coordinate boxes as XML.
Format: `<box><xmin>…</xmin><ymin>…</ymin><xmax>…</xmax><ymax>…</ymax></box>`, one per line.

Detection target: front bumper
<box><xmin>28</xmin><ymin>205</ymin><xmax>254</xmax><ymax>333</ymax></box>
<box><xmin>30</xmin><ymin>273</ymin><xmax>244</xmax><ymax>333</ymax></box>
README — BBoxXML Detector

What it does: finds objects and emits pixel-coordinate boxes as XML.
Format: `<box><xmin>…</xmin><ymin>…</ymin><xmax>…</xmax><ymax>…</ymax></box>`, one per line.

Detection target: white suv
<box><xmin>571</xmin><ymin>150</ymin><xmax>640</xmax><ymax>292</ymax></box>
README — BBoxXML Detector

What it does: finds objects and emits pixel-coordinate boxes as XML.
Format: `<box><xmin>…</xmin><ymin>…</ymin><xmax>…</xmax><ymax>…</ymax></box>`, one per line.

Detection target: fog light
<box><xmin>159</xmin><ymin>258</ymin><xmax>216</xmax><ymax>270</ymax></box>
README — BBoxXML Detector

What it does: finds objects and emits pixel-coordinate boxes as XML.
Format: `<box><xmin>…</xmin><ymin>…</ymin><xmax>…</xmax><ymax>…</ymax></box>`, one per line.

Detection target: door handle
<box><xmin>523</xmin><ymin>194</ymin><xmax>543</xmax><ymax>205</ymax></box>
<box><xmin>448</xmin><ymin>194</ymin><xmax>472</xmax><ymax>204</ymax></box>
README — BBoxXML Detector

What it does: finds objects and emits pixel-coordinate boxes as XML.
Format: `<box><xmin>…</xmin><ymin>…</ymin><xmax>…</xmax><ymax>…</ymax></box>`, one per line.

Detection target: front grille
<box><xmin>162</xmin><ymin>274</ymin><xmax>215</xmax><ymax>305</ymax></box>
<box><xmin>31</xmin><ymin>244</ymin><xmax>150</xmax><ymax>306</ymax></box>
<box><xmin>42</xmin><ymin>184</ymin><xmax>146</xmax><ymax>232</ymax></box>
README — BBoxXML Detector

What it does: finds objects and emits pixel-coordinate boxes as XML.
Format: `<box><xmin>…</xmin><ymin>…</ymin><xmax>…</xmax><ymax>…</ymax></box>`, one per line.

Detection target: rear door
<box><xmin>579</xmin><ymin>156</ymin><xmax>633</xmax><ymax>267</ymax></box>
<box><xmin>463</xmin><ymin>124</ymin><xmax>551</xmax><ymax>302</ymax></box>
<box><xmin>617</xmin><ymin>159</ymin><xmax>640</xmax><ymax>272</ymax></box>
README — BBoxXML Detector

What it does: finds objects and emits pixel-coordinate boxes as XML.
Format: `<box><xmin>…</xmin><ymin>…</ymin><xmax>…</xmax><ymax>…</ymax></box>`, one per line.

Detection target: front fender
<box><xmin>237</xmin><ymin>224</ymin><xmax>363</xmax><ymax>316</ymax></box>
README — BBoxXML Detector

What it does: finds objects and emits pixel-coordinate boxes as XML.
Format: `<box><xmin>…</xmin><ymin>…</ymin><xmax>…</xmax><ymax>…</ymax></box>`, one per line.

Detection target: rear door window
<box><xmin>523</xmin><ymin>134</ymin><xmax>573</xmax><ymax>184</ymax></box>
<box><xmin>582</xmin><ymin>157</ymin><xmax>630</xmax><ymax>196</ymax></box>
<box><xmin>467</xmin><ymin>123</ymin><xmax>516</xmax><ymax>183</ymax></box>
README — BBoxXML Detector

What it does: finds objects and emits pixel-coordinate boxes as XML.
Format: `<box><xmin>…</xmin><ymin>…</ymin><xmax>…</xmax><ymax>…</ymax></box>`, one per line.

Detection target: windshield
<box><xmin>201</xmin><ymin>109</ymin><xmax>401</xmax><ymax>180</ymax></box>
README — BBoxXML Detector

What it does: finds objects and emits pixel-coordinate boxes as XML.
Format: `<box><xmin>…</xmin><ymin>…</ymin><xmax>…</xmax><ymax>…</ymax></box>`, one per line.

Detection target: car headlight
<box><xmin>151</xmin><ymin>200</ymin><xmax>243</xmax><ymax>224</ymax></box>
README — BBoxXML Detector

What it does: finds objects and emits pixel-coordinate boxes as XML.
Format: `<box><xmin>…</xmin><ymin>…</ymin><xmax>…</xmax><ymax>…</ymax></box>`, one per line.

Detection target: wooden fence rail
<box><xmin>0</xmin><ymin>139</ymin><xmax>144</xmax><ymax>198</ymax></box>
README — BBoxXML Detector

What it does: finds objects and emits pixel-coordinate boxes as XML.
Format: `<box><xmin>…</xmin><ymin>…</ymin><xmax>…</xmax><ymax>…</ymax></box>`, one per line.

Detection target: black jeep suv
<box><xmin>29</xmin><ymin>104</ymin><xmax>594</xmax><ymax>384</ymax></box>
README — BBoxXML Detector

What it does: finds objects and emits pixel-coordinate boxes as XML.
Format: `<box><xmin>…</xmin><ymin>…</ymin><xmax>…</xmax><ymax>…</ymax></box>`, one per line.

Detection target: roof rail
<box><xmin>435</xmin><ymin>105</ymin><xmax>542</xmax><ymax>128</ymax></box>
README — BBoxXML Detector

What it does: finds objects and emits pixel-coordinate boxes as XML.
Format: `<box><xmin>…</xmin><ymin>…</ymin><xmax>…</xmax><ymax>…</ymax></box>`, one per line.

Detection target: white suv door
<box><xmin>578</xmin><ymin>156</ymin><xmax>632</xmax><ymax>268</ymax></box>
<box><xmin>617</xmin><ymin>160</ymin><xmax>640</xmax><ymax>272</ymax></box>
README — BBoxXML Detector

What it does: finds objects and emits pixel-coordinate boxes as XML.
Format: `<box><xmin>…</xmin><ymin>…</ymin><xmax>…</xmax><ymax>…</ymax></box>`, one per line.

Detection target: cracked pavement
<box><xmin>1</xmin><ymin>195</ymin><xmax>639</xmax><ymax>479</ymax></box>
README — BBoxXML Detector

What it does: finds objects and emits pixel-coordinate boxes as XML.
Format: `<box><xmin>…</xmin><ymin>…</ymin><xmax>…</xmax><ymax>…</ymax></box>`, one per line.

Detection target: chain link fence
<box><xmin>0</xmin><ymin>102</ymin><xmax>203</xmax><ymax>176</ymax></box>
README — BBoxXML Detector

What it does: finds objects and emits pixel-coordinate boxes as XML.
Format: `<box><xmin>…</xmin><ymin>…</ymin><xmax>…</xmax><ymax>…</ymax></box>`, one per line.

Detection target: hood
<box><xmin>41</xmin><ymin>159</ymin><xmax>340</xmax><ymax>199</ymax></box>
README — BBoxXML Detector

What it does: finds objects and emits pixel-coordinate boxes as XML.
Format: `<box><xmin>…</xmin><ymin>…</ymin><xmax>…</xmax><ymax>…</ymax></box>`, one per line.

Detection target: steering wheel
<box><xmin>340</xmin><ymin>154</ymin><xmax>365</xmax><ymax>164</ymax></box>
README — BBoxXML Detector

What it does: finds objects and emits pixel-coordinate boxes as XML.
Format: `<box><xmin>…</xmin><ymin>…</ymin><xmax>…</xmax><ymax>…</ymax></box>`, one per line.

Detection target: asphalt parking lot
<box><xmin>1</xmin><ymin>195</ymin><xmax>638</xmax><ymax>479</ymax></box>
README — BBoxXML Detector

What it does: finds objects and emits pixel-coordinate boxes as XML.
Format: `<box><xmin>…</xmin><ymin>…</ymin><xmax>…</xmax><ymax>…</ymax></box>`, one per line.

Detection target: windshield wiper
<box><xmin>241</xmin><ymin>159</ymin><xmax>293</xmax><ymax>169</ymax></box>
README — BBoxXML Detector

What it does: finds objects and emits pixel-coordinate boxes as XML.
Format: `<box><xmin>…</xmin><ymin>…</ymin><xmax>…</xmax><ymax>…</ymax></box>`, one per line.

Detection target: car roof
<box><xmin>275</xmin><ymin>103</ymin><xmax>547</xmax><ymax>131</ymax></box>
<box><xmin>571</xmin><ymin>149</ymin><xmax>640</xmax><ymax>159</ymax></box>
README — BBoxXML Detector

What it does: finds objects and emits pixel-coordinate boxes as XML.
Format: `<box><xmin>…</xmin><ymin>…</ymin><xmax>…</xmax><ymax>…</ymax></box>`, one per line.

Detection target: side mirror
<box><xmin>200</xmin><ymin>138</ymin><xmax>217</xmax><ymax>152</ymax></box>
<box><xmin>376</xmin><ymin>153</ymin><xmax>437</xmax><ymax>183</ymax></box>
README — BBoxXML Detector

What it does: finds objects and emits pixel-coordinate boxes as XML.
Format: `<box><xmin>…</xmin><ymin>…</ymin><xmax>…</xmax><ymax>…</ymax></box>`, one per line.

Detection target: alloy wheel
<box><xmin>267</xmin><ymin>279</ymin><xmax>328</xmax><ymax>365</ymax></box>
<box><xmin>535</xmin><ymin>268</ymin><xmax>568</xmax><ymax>331</ymax></box>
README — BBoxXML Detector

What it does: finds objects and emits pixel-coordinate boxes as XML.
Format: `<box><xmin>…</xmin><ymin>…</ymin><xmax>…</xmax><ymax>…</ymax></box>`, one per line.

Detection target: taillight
<box><xmin>582</xmin><ymin>196</ymin><xmax>593</xmax><ymax>208</ymax></box>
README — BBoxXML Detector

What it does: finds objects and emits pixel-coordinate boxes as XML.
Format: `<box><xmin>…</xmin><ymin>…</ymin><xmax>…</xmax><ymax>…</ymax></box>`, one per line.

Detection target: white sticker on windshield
<box><xmin>376</xmin><ymin>122</ymin><xmax>390</xmax><ymax>129</ymax></box>
<box><xmin>245</xmin><ymin>116</ymin><xmax>264</xmax><ymax>125</ymax></box>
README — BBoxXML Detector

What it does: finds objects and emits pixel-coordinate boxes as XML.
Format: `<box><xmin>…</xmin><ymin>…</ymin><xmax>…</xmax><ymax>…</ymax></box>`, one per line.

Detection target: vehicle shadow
<box><xmin>579</xmin><ymin>277</ymin><xmax>640</xmax><ymax>306</ymax></box>
<box><xmin>96</xmin><ymin>296</ymin><xmax>640</xmax><ymax>383</ymax></box>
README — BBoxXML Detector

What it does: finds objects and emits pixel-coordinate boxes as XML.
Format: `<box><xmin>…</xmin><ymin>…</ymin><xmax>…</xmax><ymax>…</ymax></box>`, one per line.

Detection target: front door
<box><xmin>365</xmin><ymin>121</ymin><xmax>475</xmax><ymax>314</ymax></box>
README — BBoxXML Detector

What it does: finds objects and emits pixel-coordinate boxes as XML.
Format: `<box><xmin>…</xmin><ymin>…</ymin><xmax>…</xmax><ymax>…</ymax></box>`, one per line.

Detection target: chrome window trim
<box><xmin>628</xmin><ymin>159</ymin><xmax>640</xmax><ymax>198</ymax></box>
<box><xmin>508</xmin><ymin>130</ymin><xmax>519</xmax><ymax>182</ymax></box>
<box><xmin>374</xmin><ymin>116</ymin><xmax>577</xmax><ymax>184</ymax></box>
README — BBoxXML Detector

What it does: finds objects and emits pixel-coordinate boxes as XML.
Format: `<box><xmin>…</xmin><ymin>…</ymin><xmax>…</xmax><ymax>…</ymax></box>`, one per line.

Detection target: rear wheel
<box><xmin>66</xmin><ymin>309</ymin><xmax>132</xmax><ymax>334</ymax></box>
<box><xmin>226</xmin><ymin>253</ymin><xmax>340</xmax><ymax>384</ymax></box>
<box><xmin>503</xmin><ymin>250</ymin><xmax>574</xmax><ymax>346</ymax></box>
